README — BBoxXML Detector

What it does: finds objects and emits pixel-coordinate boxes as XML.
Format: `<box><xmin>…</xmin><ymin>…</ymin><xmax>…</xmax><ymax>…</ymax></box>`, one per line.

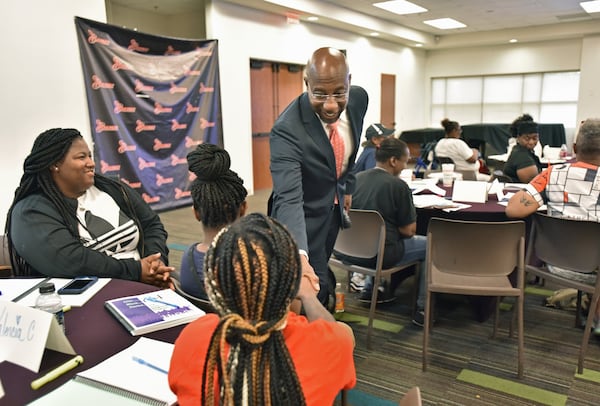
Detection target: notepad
<box><xmin>105</xmin><ymin>288</ymin><xmax>205</xmax><ymax>336</ymax></box>
<box><xmin>29</xmin><ymin>337</ymin><xmax>177</xmax><ymax>406</ymax></box>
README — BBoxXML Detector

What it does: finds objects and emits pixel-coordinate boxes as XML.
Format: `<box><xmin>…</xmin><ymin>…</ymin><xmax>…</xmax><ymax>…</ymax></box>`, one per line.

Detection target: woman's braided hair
<box><xmin>6</xmin><ymin>129</ymin><xmax>84</xmax><ymax>275</ymax></box>
<box><xmin>201</xmin><ymin>213</ymin><xmax>306</xmax><ymax>405</ymax></box>
<box><xmin>187</xmin><ymin>143</ymin><xmax>247</xmax><ymax>229</ymax></box>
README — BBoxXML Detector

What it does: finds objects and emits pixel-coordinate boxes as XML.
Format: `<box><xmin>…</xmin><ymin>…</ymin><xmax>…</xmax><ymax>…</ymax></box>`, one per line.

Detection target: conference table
<box><xmin>0</xmin><ymin>279</ymin><xmax>187</xmax><ymax>406</ymax></box>
<box><xmin>400</xmin><ymin>123</ymin><xmax>566</xmax><ymax>158</ymax></box>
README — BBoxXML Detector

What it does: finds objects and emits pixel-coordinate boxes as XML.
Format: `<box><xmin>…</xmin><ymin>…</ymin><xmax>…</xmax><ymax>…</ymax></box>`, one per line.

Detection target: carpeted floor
<box><xmin>159</xmin><ymin>190</ymin><xmax>600</xmax><ymax>406</ymax></box>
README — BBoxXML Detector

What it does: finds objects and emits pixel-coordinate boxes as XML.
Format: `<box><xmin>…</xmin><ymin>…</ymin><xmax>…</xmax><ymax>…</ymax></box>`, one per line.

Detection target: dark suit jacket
<box><xmin>270</xmin><ymin>85</ymin><xmax>369</xmax><ymax>253</ymax></box>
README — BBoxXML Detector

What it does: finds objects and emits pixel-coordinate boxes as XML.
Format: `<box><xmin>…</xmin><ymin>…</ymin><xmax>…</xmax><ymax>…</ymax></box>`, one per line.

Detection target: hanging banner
<box><xmin>75</xmin><ymin>16</ymin><xmax>222</xmax><ymax>211</ymax></box>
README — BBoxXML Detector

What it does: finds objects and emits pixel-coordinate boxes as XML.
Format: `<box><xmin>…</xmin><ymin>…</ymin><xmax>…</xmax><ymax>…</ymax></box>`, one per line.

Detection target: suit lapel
<box><xmin>299</xmin><ymin>94</ymin><xmax>337</xmax><ymax>173</ymax></box>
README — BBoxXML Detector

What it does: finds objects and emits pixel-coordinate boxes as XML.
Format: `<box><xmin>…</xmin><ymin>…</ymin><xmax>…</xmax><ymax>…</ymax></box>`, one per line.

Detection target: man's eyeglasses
<box><xmin>308</xmin><ymin>88</ymin><xmax>348</xmax><ymax>102</ymax></box>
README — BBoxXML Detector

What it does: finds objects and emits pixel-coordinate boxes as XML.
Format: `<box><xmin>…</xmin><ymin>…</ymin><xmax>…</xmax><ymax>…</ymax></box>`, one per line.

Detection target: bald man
<box><xmin>270</xmin><ymin>47</ymin><xmax>369</xmax><ymax>306</ymax></box>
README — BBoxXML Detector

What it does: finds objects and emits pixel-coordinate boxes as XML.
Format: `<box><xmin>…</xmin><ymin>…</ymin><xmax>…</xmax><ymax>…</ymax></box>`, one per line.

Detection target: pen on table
<box><xmin>132</xmin><ymin>356</ymin><xmax>168</xmax><ymax>374</ymax></box>
<box><xmin>30</xmin><ymin>355</ymin><xmax>84</xmax><ymax>390</ymax></box>
<box><xmin>62</xmin><ymin>305</ymin><xmax>71</xmax><ymax>313</ymax></box>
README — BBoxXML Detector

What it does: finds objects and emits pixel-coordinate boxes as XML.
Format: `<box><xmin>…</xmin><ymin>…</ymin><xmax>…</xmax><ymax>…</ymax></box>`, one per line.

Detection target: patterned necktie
<box><xmin>327</xmin><ymin>121</ymin><xmax>344</xmax><ymax>179</ymax></box>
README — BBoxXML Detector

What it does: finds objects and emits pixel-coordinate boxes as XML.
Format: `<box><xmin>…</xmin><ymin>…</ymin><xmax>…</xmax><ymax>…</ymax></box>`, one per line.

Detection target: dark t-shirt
<box><xmin>504</xmin><ymin>143</ymin><xmax>542</xmax><ymax>182</ymax></box>
<box><xmin>338</xmin><ymin>168</ymin><xmax>416</xmax><ymax>268</ymax></box>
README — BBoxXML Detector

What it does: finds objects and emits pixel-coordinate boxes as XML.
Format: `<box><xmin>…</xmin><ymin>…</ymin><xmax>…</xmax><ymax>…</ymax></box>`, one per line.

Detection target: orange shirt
<box><xmin>169</xmin><ymin>312</ymin><xmax>356</xmax><ymax>406</ymax></box>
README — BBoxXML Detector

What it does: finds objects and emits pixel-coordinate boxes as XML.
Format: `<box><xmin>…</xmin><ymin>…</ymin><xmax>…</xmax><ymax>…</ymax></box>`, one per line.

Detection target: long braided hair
<box><xmin>5</xmin><ymin>128</ymin><xmax>132</xmax><ymax>276</ymax></box>
<box><xmin>201</xmin><ymin>213</ymin><xmax>306</xmax><ymax>405</ymax></box>
<box><xmin>187</xmin><ymin>144</ymin><xmax>247</xmax><ymax>228</ymax></box>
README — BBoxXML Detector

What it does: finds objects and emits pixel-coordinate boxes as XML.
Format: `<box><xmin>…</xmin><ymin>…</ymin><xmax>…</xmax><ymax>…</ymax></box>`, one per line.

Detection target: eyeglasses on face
<box><xmin>308</xmin><ymin>88</ymin><xmax>348</xmax><ymax>102</ymax></box>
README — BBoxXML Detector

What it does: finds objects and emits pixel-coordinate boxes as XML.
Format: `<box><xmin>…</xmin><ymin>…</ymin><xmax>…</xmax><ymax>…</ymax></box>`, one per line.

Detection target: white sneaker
<box><xmin>349</xmin><ymin>273</ymin><xmax>366</xmax><ymax>292</ymax></box>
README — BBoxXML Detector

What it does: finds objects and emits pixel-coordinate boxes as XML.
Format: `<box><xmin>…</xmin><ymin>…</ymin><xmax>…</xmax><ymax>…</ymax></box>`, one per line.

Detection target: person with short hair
<box><xmin>503</xmin><ymin>114</ymin><xmax>543</xmax><ymax>183</ymax></box>
<box><xmin>336</xmin><ymin>137</ymin><xmax>428</xmax><ymax>325</ymax></box>
<box><xmin>179</xmin><ymin>143</ymin><xmax>248</xmax><ymax>299</ymax></box>
<box><xmin>6</xmin><ymin>128</ymin><xmax>172</xmax><ymax>287</ymax></box>
<box><xmin>270</xmin><ymin>47</ymin><xmax>368</xmax><ymax>306</ymax></box>
<box><xmin>169</xmin><ymin>213</ymin><xmax>356</xmax><ymax>405</ymax></box>
<box><xmin>506</xmin><ymin>118</ymin><xmax>600</xmax><ymax>333</ymax></box>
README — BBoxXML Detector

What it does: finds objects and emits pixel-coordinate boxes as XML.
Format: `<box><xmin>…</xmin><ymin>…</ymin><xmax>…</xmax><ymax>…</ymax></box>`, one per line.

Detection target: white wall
<box><xmin>207</xmin><ymin>1</ymin><xmax>427</xmax><ymax>192</ymax></box>
<box><xmin>424</xmin><ymin>38</ymin><xmax>597</xmax><ymax>147</ymax></box>
<box><xmin>0</xmin><ymin>0</ymin><xmax>106</xmax><ymax>227</ymax></box>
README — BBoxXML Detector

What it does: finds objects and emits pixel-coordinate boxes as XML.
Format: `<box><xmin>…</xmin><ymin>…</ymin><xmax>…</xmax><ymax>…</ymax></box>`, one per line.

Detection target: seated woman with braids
<box><xmin>169</xmin><ymin>213</ymin><xmax>356</xmax><ymax>406</ymax></box>
<box><xmin>6</xmin><ymin>128</ymin><xmax>172</xmax><ymax>287</ymax></box>
<box><xmin>178</xmin><ymin>143</ymin><xmax>247</xmax><ymax>299</ymax></box>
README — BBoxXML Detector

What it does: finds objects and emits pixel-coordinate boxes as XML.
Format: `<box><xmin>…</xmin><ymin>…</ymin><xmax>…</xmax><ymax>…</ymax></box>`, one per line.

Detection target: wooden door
<box><xmin>380</xmin><ymin>74</ymin><xmax>396</xmax><ymax>130</ymax></box>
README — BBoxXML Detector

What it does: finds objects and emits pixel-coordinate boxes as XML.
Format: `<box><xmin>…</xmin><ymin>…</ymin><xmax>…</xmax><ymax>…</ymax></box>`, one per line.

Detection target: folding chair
<box><xmin>171</xmin><ymin>271</ymin><xmax>215</xmax><ymax>313</ymax></box>
<box><xmin>422</xmin><ymin>217</ymin><xmax>526</xmax><ymax>378</ymax></box>
<box><xmin>525</xmin><ymin>212</ymin><xmax>600</xmax><ymax>374</ymax></box>
<box><xmin>329</xmin><ymin>209</ymin><xmax>420</xmax><ymax>349</ymax></box>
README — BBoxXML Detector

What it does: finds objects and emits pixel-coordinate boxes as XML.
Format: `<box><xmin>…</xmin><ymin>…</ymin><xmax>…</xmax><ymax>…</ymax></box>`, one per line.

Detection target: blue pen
<box><xmin>132</xmin><ymin>356</ymin><xmax>168</xmax><ymax>374</ymax></box>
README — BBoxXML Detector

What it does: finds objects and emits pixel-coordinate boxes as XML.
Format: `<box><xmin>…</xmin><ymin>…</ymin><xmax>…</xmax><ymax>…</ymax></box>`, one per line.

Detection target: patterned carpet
<box><xmin>160</xmin><ymin>201</ymin><xmax>600</xmax><ymax>406</ymax></box>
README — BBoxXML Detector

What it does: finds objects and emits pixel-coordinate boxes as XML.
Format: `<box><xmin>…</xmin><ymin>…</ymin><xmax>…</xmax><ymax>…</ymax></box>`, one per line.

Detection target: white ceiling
<box><xmin>110</xmin><ymin>0</ymin><xmax>600</xmax><ymax>49</ymax></box>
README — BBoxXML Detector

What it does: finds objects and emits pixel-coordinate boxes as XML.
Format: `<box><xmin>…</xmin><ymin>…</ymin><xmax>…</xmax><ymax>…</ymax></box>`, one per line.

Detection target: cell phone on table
<box><xmin>58</xmin><ymin>276</ymin><xmax>98</xmax><ymax>295</ymax></box>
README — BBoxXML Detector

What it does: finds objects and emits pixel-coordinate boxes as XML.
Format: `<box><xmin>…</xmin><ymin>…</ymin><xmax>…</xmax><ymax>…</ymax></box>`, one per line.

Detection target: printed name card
<box><xmin>0</xmin><ymin>301</ymin><xmax>75</xmax><ymax>372</ymax></box>
<box><xmin>452</xmin><ymin>180</ymin><xmax>489</xmax><ymax>203</ymax></box>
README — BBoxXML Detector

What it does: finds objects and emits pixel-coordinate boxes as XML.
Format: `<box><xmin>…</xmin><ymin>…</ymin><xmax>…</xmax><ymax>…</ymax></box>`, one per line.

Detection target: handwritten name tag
<box><xmin>0</xmin><ymin>301</ymin><xmax>74</xmax><ymax>372</ymax></box>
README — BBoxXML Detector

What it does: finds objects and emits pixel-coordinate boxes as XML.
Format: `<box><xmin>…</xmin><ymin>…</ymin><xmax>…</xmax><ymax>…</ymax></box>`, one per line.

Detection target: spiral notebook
<box><xmin>105</xmin><ymin>288</ymin><xmax>205</xmax><ymax>335</ymax></box>
<box><xmin>29</xmin><ymin>337</ymin><xmax>176</xmax><ymax>406</ymax></box>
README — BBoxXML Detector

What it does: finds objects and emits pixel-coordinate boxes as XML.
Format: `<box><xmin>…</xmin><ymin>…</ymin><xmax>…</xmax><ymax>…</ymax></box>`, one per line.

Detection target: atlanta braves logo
<box><xmin>112</xmin><ymin>56</ymin><xmax>131</xmax><ymax>71</ymax></box>
<box><xmin>170</xmin><ymin>82</ymin><xmax>187</xmax><ymax>94</ymax></box>
<box><xmin>96</xmin><ymin>119</ymin><xmax>119</xmax><ymax>132</ymax></box>
<box><xmin>199</xmin><ymin>118</ymin><xmax>216</xmax><ymax>129</ymax></box>
<box><xmin>100</xmin><ymin>160</ymin><xmax>120</xmax><ymax>174</ymax></box>
<box><xmin>121</xmin><ymin>178</ymin><xmax>142</xmax><ymax>188</ymax></box>
<box><xmin>171</xmin><ymin>120</ymin><xmax>187</xmax><ymax>131</ymax></box>
<box><xmin>186</xmin><ymin>102</ymin><xmax>200</xmax><ymax>114</ymax></box>
<box><xmin>170</xmin><ymin>154</ymin><xmax>187</xmax><ymax>166</ymax></box>
<box><xmin>156</xmin><ymin>174</ymin><xmax>174</xmax><ymax>186</ymax></box>
<box><xmin>91</xmin><ymin>75</ymin><xmax>114</xmax><ymax>89</ymax></box>
<box><xmin>142</xmin><ymin>193</ymin><xmax>160</xmax><ymax>203</ymax></box>
<box><xmin>175</xmin><ymin>188</ymin><xmax>192</xmax><ymax>199</ymax></box>
<box><xmin>136</xmin><ymin>120</ymin><xmax>156</xmax><ymax>133</ymax></box>
<box><xmin>128</xmin><ymin>39</ymin><xmax>149</xmax><ymax>53</ymax></box>
<box><xmin>113</xmin><ymin>100</ymin><xmax>136</xmax><ymax>113</ymax></box>
<box><xmin>164</xmin><ymin>45</ymin><xmax>181</xmax><ymax>55</ymax></box>
<box><xmin>154</xmin><ymin>102</ymin><xmax>173</xmax><ymax>114</ymax></box>
<box><xmin>185</xmin><ymin>137</ymin><xmax>202</xmax><ymax>148</ymax></box>
<box><xmin>138</xmin><ymin>157</ymin><xmax>156</xmax><ymax>170</ymax></box>
<box><xmin>87</xmin><ymin>29</ymin><xmax>110</xmax><ymax>45</ymax></box>
<box><xmin>117</xmin><ymin>140</ymin><xmax>137</xmax><ymax>154</ymax></box>
<box><xmin>199</xmin><ymin>82</ymin><xmax>214</xmax><ymax>93</ymax></box>
<box><xmin>135</xmin><ymin>79</ymin><xmax>154</xmax><ymax>92</ymax></box>
<box><xmin>153</xmin><ymin>138</ymin><xmax>172</xmax><ymax>151</ymax></box>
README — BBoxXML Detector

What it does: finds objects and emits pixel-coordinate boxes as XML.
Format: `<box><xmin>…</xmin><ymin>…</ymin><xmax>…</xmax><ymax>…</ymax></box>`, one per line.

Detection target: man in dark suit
<box><xmin>270</xmin><ymin>47</ymin><xmax>369</xmax><ymax>305</ymax></box>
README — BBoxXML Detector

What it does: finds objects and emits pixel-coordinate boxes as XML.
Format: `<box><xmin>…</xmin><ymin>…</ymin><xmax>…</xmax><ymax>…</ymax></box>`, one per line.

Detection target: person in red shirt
<box><xmin>169</xmin><ymin>213</ymin><xmax>355</xmax><ymax>406</ymax></box>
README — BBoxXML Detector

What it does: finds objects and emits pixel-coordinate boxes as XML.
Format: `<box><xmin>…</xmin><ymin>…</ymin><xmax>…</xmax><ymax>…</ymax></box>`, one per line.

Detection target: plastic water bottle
<box><xmin>559</xmin><ymin>144</ymin><xmax>568</xmax><ymax>158</ymax></box>
<box><xmin>35</xmin><ymin>283</ymin><xmax>65</xmax><ymax>333</ymax></box>
<box><xmin>335</xmin><ymin>282</ymin><xmax>345</xmax><ymax>313</ymax></box>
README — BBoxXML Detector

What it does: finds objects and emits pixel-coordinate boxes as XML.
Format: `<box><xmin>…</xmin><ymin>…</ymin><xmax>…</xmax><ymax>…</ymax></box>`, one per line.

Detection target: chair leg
<box><xmin>367</xmin><ymin>275</ymin><xmax>381</xmax><ymax>350</ymax></box>
<box><xmin>575</xmin><ymin>290</ymin><xmax>582</xmax><ymax>328</ymax></box>
<box><xmin>492</xmin><ymin>296</ymin><xmax>500</xmax><ymax>338</ymax></box>
<box><xmin>517</xmin><ymin>294</ymin><xmax>524</xmax><ymax>379</ymax></box>
<box><xmin>411</xmin><ymin>263</ymin><xmax>420</xmax><ymax>315</ymax></box>
<box><xmin>578</xmin><ymin>292</ymin><xmax>599</xmax><ymax>374</ymax></box>
<box><xmin>422</xmin><ymin>290</ymin><xmax>432</xmax><ymax>371</ymax></box>
<box><xmin>341</xmin><ymin>388</ymin><xmax>348</xmax><ymax>406</ymax></box>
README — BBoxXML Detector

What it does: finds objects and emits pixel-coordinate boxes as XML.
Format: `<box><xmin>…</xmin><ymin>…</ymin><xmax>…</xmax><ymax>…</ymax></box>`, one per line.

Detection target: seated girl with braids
<box><xmin>169</xmin><ymin>213</ymin><xmax>356</xmax><ymax>406</ymax></box>
<box><xmin>6</xmin><ymin>128</ymin><xmax>172</xmax><ymax>287</ymax></box>
<box><xmin>178</xmin><ymin>143</ymin><xmax>247</xmax><ymax>299</ymax></box>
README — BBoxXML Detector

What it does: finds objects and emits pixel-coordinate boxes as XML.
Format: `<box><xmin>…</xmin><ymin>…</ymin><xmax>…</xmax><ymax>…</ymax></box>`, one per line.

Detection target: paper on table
<box><xmin>442</xmin><ymin>203</ymin><xmax>471</xmax><ymax>212</ymax></box>
<box><xmin>76</xmin><ymin>337</ymin><xmax>177</xmax><ymax>405</ymax></box>
<box><xmin>0</xmin><ymin>278</ymin><xmax>47</xmax><ymax>302</ymax></box>
<box><xmin>412</xmin><ymin>194</ymin><xmax>455</xmax><ymax>208</ymax></box>
<box><xmin>0</xmin><ymin>301</ymin><xmax>75</xmax><ymax>372</ymax></box>
<box><xmin>14</xmin><ymin>278</ymin><xmax>111</xmax><ymax>308</ymax></box>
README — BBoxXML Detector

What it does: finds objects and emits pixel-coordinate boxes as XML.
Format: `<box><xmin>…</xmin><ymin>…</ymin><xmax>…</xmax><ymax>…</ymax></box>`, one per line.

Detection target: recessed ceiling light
<box><xmin>370</xmin><ymin>32</ymin><xmax>380</xmax><ymax>37</ymax></box>
<box><xmin>307</xmin><ymin>16</ymin><xmax>319</xmax><ymax>21</ymax></box>
<box><xmin>423</xmin><ymin>18</ymin><xmax>466</xmax><ymax>30</ymax></box>
<box><xmin>509</xmin><ymin>38</ymin><xmax>518</xmax><ymax>43</ymax></box>
<box><xmin>373</xmin><ymin>1</ymin><xmax>427</xmax><ymax>15</ymax></box>
<box><xmin>581</xmin><ymin>0</ymin><xmax>600</xmax><ymax>13</ymax></box>
<box><xmin>415</xmin><ymin>43</ymin><xmax>423</xmax><ymax>47</ymax></box>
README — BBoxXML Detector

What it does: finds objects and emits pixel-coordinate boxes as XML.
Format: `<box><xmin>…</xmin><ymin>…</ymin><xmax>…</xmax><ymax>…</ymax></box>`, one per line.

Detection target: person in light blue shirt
<box><xmin>353</xmin><ymin>123</ymin><xmax>395</xmax><ymax>174</ymax></box>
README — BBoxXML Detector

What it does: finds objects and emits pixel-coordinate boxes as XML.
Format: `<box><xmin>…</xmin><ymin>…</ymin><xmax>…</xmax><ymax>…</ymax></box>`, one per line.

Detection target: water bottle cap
<box><xmin>39</xmin><ymin>282</ymin><xmax>56</xmax><ymax>294</ymax></box>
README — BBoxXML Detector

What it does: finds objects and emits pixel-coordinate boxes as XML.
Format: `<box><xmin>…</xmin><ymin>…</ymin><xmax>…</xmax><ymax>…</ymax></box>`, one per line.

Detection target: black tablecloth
<box><xmin>400</xmin><ymin>123</ymin><xmax>566</xmax><ymax>157</ymax></box>
<box><xmin>0</xmin><ymin>279</ymin><xmax>187</xmax><ymax>406</ymax></box>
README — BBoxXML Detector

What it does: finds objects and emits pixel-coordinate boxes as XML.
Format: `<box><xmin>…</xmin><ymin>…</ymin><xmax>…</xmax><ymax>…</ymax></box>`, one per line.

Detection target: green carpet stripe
<box><xmin>457</xmin><ymin>369</ymin><xmax>567</xmax><ymax>406</ymax></box>
<box><xmin>575</xmin><ymin>368</ymin><xmax>600</xmax><ymax>383</ymax></box>
<box><xmin>168</xmin><ymin>242</ymin><xmax>188</xmax><ymax>251</ymax></box>
<box><xmin>335</xmin><ymin>312</ymin><xmax>403</xmax><ymax>333</ymax></box>
<box><xmin>525</xmin><ymin>286</ymin><xmax>555</xmax><ymax>297</ymax></box>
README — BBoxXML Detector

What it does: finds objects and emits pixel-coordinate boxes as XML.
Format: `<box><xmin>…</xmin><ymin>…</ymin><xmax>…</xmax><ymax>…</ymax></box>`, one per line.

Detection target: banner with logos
<box><xmin>75</xmin><ymin>17</ymin><xmax>222</xmax><ymax>211</ymax></box>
